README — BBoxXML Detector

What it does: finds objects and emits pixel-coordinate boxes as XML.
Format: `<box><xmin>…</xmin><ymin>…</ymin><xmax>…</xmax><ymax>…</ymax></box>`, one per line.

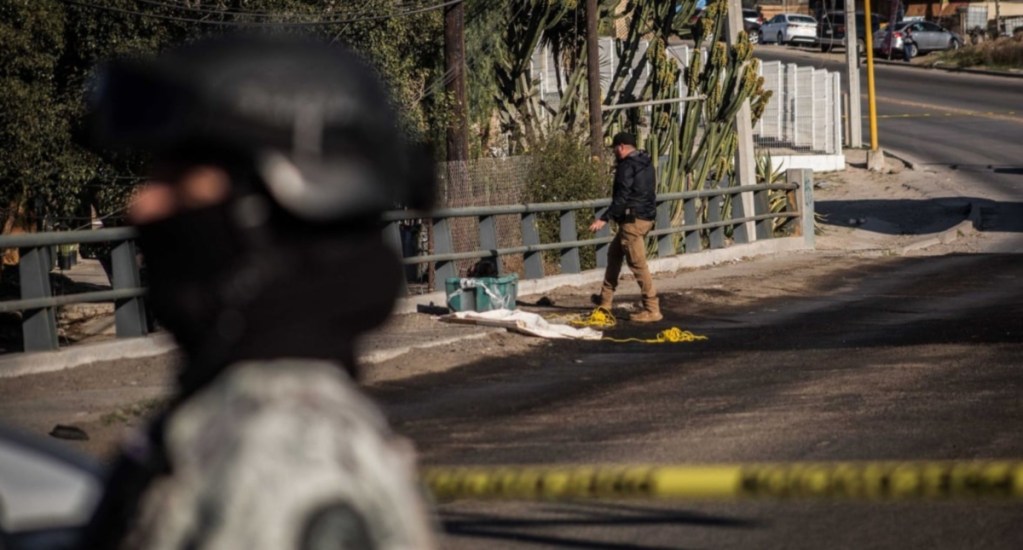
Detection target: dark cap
<box><xmin>611</xmin><ymin>132</ymin><xmax>636</xmax><ymax>147</ymax></box>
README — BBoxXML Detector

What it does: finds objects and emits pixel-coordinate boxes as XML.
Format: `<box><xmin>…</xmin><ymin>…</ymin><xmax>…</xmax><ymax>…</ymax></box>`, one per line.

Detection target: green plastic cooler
<box><xmin>445</xmin><ymin>274</ymin><xmax>518</xmax><ymax>312</ymax></box>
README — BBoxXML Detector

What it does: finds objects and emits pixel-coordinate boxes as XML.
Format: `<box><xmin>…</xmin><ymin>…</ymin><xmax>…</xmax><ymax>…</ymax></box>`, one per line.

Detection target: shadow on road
<box><xmin>441</xmin><ymin>501</ymin><xmax>757</xmax><ymax>549</ymax></box>
<box><xmin>817</xmin><ymin>197</ymin><xmax>1023</xmax><ymax>235</ymax></box>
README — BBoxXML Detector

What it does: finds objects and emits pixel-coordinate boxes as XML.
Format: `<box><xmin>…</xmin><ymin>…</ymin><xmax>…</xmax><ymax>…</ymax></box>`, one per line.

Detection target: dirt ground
<box><xmin>0</xmin><ymin>149</ymin><xmax>986</xmax><ymax>461</ymax></box>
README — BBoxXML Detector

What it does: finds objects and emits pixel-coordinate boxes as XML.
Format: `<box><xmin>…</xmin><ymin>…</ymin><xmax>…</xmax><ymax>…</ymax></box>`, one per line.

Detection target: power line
<box><xmin>60</xmin><ymin>0</ymin><xmax>463</xmax><ymax>27</ymax></box>
<box><xmin>132</xmin><ymin>0</ymin><xmax>436</xmax><ymax>18</ymax></box>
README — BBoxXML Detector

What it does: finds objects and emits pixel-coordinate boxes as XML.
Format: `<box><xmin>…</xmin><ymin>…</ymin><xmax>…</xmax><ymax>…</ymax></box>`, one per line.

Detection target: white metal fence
<box><xmin>530</xmin><ymin>39</ymin><xmax>844</xmax><ymax>156</ymax></box>
<box><xmin>753</xmin><ymin>61</ymin><xmax>842</xmax><ymax>155</ymax></box>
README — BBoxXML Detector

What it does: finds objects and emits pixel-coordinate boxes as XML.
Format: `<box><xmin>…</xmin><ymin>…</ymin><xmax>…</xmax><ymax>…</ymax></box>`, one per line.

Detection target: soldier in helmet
<box><xmin>80</xmin><ymin>35</ymin><xmax>436</xmax><ymax>549</ymax></box>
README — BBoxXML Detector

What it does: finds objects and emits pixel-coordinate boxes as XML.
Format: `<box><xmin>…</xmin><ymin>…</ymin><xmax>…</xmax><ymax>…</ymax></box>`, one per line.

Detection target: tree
<box><xmin>0</xmin><ymin>0</ymin><xmax>447</xmax><ymax>237</ymax></box>
<box><xmin>0</xmin><ymin>1</ymin><xmax>88</xmax><ymax>239</ymax></box>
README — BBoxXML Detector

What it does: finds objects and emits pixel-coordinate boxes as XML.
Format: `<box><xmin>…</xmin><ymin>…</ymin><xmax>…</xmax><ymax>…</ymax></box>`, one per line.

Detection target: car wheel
<box><xmin>777</xmin><ymin>32</ymin><xmax>785</xmax><ymax>45</ymax></box>
<box><xmin>820</xmin><ymin>42</ymin><xmax>830</xmax><ymax>52</ymax></box>
<box><xmin>752</xmin><ymin>30</ymin><xmax>761</xmax><ymax>44</ymax></box>
<box><xmin>950</xmin><ymin>38</ymin><xmax>962</xmax><ymax>50</ymax></box>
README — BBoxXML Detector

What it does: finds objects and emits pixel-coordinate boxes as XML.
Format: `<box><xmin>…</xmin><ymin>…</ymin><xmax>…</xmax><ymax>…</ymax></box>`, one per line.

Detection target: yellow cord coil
<box><xmin>568</xmin><ymin>307</ymin><xmax>617</xmax><ymax>329</ymax></box>
<box><xmin>603</xmin><ymin>327</ymin><xmax>708</xmax><ymax>344</ymax></box>
<box><xmin>556</xmin><ymin>308</ymin><xmax>707</xmax><ymax>343</ymax></box>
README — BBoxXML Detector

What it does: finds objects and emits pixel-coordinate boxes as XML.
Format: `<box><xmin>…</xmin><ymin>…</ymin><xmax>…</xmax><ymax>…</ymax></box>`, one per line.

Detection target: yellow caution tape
<box><xmin>423</xmin><ymin>462</ymin><xmax>1023</xmax><ymax>501</ymax></box>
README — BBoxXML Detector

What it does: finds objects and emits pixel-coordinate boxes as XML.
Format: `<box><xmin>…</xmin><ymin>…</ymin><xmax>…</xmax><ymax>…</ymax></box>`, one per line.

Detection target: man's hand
<box><xmin>589</xmin><ymin>219</ymin><xmax>607</xmax><ymax>232</ymax></box>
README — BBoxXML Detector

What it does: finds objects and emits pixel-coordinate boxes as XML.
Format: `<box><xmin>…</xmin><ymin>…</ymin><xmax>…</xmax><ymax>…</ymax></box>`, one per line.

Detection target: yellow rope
<box><xmin>556</xmin><ymin>308</ymin><xmax>707</xmax><ymax>343</ymax></box>
<box><xmin>603</xmin><ymin>326</ymin><xmax>708</xmax><ymax>344</ymax></box>
<box><xmin>568</xmin><ymin>307</ymin><xmax>617</xmax><ymax>329</ymax></box>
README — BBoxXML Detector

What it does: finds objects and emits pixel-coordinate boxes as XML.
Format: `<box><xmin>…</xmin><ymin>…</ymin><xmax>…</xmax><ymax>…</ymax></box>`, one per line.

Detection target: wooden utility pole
<box><xmin>444</xmin><ymin>0</ymin><xmax>468</xmax><ymax>162</ymax></box>
<box><xmin>439</xmin><ymin>0</ymin><xmax>468</xmax><ymax>289</ymax></box>
<box><xmin>586</xmin><ymin>0</ymin><xmax>603</xmax><ymax>157</ymax></box>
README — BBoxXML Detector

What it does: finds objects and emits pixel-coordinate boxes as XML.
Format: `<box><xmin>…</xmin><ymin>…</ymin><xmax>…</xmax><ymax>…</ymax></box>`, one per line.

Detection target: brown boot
<box><xmin>592</xmin><ymin>290</ymin><xmax>613</xmax><ymax>310</ymax></box>
<box><xmin>630</xmin><ymin>296</ymin><xmax>662</xmax><ymax>323</ymax></box>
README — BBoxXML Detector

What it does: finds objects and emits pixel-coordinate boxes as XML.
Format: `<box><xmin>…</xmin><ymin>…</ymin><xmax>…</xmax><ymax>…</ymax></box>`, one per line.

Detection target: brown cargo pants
<box><xmin>598</xmin><ymin>218</ymin><xmax>657</xmax><ymax>307</ymax></box>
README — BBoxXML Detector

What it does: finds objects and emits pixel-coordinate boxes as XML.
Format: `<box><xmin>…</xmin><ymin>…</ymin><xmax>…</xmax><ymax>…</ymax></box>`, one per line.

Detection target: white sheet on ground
<box><xmin>442</xmin><ymin>309</ymin><xmax>602</xmax><ymax>340</ymax></box>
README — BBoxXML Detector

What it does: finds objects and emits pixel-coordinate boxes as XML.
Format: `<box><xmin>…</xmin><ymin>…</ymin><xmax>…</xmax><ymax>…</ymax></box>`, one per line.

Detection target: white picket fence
<box><xmin>530</xmin><ymin>39</ymin><xmax>844</xmax><ymax>157</ymax></box>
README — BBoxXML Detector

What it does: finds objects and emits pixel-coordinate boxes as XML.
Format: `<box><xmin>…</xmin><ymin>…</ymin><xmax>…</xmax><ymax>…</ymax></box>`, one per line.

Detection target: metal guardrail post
<box><xmin>559</xmin><ymin>210</ymin><xmax>580</xmax><ymax>274</ymax></box>
<box><xmin>707</xmin><ymin>194</ymin><xmax>726</xmax><ymax>249</ymax></box>
<box><xmin>594</xmin><ymin>207</ymin><xmax>609</xmax><ymax>268</ymax></box>
<box><xmin>111</xmin><ymin>240</ymin><xmax>147</xmax><ymax>338</ymax></box>
<box><xmin>520</xmin><ymin>212</ymin><xmax>544</xmax><ymax>279</ymax></box>
<box><xmin>655</xmin><ymin>202</ymin><xmax>673</xmax><ymax>257</ymax></box>
<box><xmin>478</xmin><ymin>214</ymin><xmax>500</xmax><ymax>274</ymax></box>
<box><xmin>18</xmin><ymin>246</ymin><xmax>59</xmax><ymax>351</ymax></box>
<box><xmin>382</xmin><ymin>221</ymin><xmax>408</xmax><ymax>295</ymax></box>
<box><xmin>683</xmin><ymin>199</ymin><xmax>702</xmax><ymax>253</ymax></box>
<box><xmin>730</xmin><ymin>182</ymin><xmax>752</xmax><ymax>245</ymax></box>
<box><xmin>432</xmin><ymin>216</ymin><xmax>456</xmax><ymax>291</ymax></box>
<box><xmin>754</xmin><ymin>188</ymin><xmax>773</xmax><ymax>240</ymax></box>
<box><xmin>789</xmin><ymin>168</ymin><xmax>815</xmax><ymax>248</ymax></box>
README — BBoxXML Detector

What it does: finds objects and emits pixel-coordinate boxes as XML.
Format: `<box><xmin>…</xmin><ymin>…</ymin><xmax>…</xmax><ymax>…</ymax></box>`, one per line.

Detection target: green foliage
<box><xmin>0</xmin><ymin>0</ymin><xmax>445</xmax><ymax>233</ymax></box>
<box><xmin>0</xmin><ymin>0</ymin><xmax>88</xmax><ymax>226</ymax></box>
<box><xmin>937</xmin><ymin>35</ymin><xmax>1023</xmax><ymax>70</ymax></box>
<box><xmin>604</xmin><ymin>0</ymin><xmax>771</xmax><ymax>250</ymax></box>
<box><xmin>524</xmin><ymin>135</ymin><xmax>611</xmax><ymax>270</ymax></box>
<box><xmin>484</xmin><ymin>0</ymin><xmax>618</xmax><ymax>153</ymax></box>
<box><xmin>756</xmin><ymin>153</ymin><xmax>790</xmax><ymax>233</ymax></box>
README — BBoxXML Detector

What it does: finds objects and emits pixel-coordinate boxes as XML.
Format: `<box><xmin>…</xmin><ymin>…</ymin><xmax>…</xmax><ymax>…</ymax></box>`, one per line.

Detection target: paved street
<box><xmin>1</xmin><ymin>47</ymin><xmax>1020</xmax><ymax>549</ymax></box>
<box><xmin>373</xmin><ymin>252</ymin><xmax>1023</xmax><ymax>548</ymax></box>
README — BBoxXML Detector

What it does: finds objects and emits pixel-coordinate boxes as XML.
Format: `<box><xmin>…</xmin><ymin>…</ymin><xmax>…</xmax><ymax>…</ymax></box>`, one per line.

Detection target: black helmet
<box><xmin>88</xmin><ymin>34</ymin><xmax>433</xmax><ymax>221</ymax></box>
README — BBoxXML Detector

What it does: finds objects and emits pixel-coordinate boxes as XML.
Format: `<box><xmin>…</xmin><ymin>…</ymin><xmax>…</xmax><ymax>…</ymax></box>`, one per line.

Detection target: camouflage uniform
<box><xmin>124</xmin><ymin>361</ymin><xmax>435</xmax><ymax>550</ymax></box>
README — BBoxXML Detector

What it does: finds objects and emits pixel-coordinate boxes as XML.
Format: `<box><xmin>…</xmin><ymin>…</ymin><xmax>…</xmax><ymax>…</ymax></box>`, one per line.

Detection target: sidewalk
<box><xmin>0</xmin><ymin>147</ymin><xmax>981</xmax><ymax>380</ymax></box>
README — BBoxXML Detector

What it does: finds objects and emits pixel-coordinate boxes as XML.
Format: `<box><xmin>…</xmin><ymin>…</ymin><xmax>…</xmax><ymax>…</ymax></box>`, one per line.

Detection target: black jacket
<box><xmin>602</xmin><ymin>150</ymin><xmax>656</xmax><ymax>222</ymax></box>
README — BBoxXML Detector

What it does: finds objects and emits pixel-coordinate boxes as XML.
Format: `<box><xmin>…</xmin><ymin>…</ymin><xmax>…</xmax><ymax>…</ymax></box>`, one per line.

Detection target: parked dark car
<box><xmin>745</xmin><ymin>20</ymin><xmax>762</xmax><ymax>44</ymax></box>
<box><xmin>817</xmin><ymin>11</ymin><xmax>883</xmax><ymax>56</ymax></box>
<box><xmin>691</xmin><ymin>8</ymin><xmax>761</xmax><ymax>44</ymax></box>
<box><xmin>743</xmin><ymin>8</ymin><xmax>764</xmax><ymax>27</ymax></box>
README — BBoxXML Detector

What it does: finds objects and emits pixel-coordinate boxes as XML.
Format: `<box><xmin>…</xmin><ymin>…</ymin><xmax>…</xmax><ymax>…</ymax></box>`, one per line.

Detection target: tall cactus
<box><xmin>492</xmin><ymin>0</ymin><xmax>618</xmax><ymax>153</ymax></box>
<box><xmin>604</xmin><ymin>0</ymin><xmax>772</xmax><ymax>247</ymax></box>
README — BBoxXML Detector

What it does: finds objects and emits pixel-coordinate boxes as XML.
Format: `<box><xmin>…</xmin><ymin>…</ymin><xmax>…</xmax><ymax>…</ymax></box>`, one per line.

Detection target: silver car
<box><xmin>874</xmin><ymin>20</ymin><xmax>964</xmax><ymax>57</ymax></box>
<box><xmin>760</xmin><ymin>13</ymin><xmax>818</xmax><ymax>45</ymax></box>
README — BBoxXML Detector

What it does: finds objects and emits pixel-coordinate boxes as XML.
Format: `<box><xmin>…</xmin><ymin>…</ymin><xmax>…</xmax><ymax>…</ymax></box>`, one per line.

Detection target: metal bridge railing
<box><xmin>385</xmin><ymin>172</ymin><xmax>812</xmax><ymax>292</ymax></box>
<box><xmin>0</xmin><ymin>169</ymin><xmax>813</xmax><ymax>354</ymax></box>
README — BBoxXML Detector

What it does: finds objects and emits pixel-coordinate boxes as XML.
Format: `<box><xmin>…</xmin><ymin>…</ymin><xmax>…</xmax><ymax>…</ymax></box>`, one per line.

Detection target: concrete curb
<box><xmin>893</xmin><ymin>203</ymin><xmax>980</xmax><ymax>255</ymax></box>
<box><xmin>0</xmin><ymin>333</ymin><xmax>178</xmax><ymax>379</ymax></box>
<box><xmin>873</xmin><ymin>57</ymin><xmax>1023</xmax><ymax>80</ymax></box>
<box><xmin>881</xmin><ymin>148</ymin><xmax>924</xmax><ymax>171</ymax></box>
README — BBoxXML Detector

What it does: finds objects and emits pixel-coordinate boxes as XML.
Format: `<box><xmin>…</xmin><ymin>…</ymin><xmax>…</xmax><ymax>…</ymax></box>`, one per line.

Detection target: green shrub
<box><xmin>524</xmin><ymin>135</ymin><xmax>612</xmax><ymax>272</ymax></box>
<box><xmin>938</xmin><ymin>36</ymin><xmax>1023</xmax><ymax>70</ymax></box>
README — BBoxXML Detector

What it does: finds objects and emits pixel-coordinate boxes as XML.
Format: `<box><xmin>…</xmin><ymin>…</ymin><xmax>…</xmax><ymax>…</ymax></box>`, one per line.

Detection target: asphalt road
<box><xmin>372</xmin><ymin>55</ymin><xmax>1023</xmax><ymax>545</ymax></box>
<box><xmin>371</xmin><ymin>253</ymin><xmax>1023</xmax><ymax>549</ymax></box>
<box><xmin>754</xmin><ymin>45</ymin><xmax>1023</xmax><ymax>199</ymax></box>
<box><xmin>757</xmin><ymin>45</ymin><xmax>1023</xmax><ymax>255</ymax></box>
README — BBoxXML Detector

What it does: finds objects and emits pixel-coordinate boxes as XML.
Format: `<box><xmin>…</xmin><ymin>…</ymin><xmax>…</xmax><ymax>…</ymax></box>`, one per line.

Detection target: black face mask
<box><xmin>136</xmin><ymin>202</ymin><xmax>245</xmax><ymax>360</ymax></box>
<box><xmin>136</xmin><ymin>198</ymin><xmax>403</xmax><ymax>394</ymax></box>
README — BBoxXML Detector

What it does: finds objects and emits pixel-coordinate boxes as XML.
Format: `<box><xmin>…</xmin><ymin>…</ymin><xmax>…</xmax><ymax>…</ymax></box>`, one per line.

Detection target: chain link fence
<box><xmin>401</xmin><ymin>157</ymin><xmax>533</xmax><ymax>293</ymax></box>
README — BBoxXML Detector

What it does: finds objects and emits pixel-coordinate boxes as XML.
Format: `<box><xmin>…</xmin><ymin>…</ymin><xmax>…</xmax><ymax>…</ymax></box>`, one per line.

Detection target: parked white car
<box><xmin>760</xmin><ymin>13</ymin><xmax>818</xmax><ymax>45</ymax></box>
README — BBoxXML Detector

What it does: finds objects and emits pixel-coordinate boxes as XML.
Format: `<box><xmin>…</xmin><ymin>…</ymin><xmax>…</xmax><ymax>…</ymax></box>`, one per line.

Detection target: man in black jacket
<box><xmin>588</xmin><ymin>132</ymin><xmax>662</xmax><ymax>322</ymax></box>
